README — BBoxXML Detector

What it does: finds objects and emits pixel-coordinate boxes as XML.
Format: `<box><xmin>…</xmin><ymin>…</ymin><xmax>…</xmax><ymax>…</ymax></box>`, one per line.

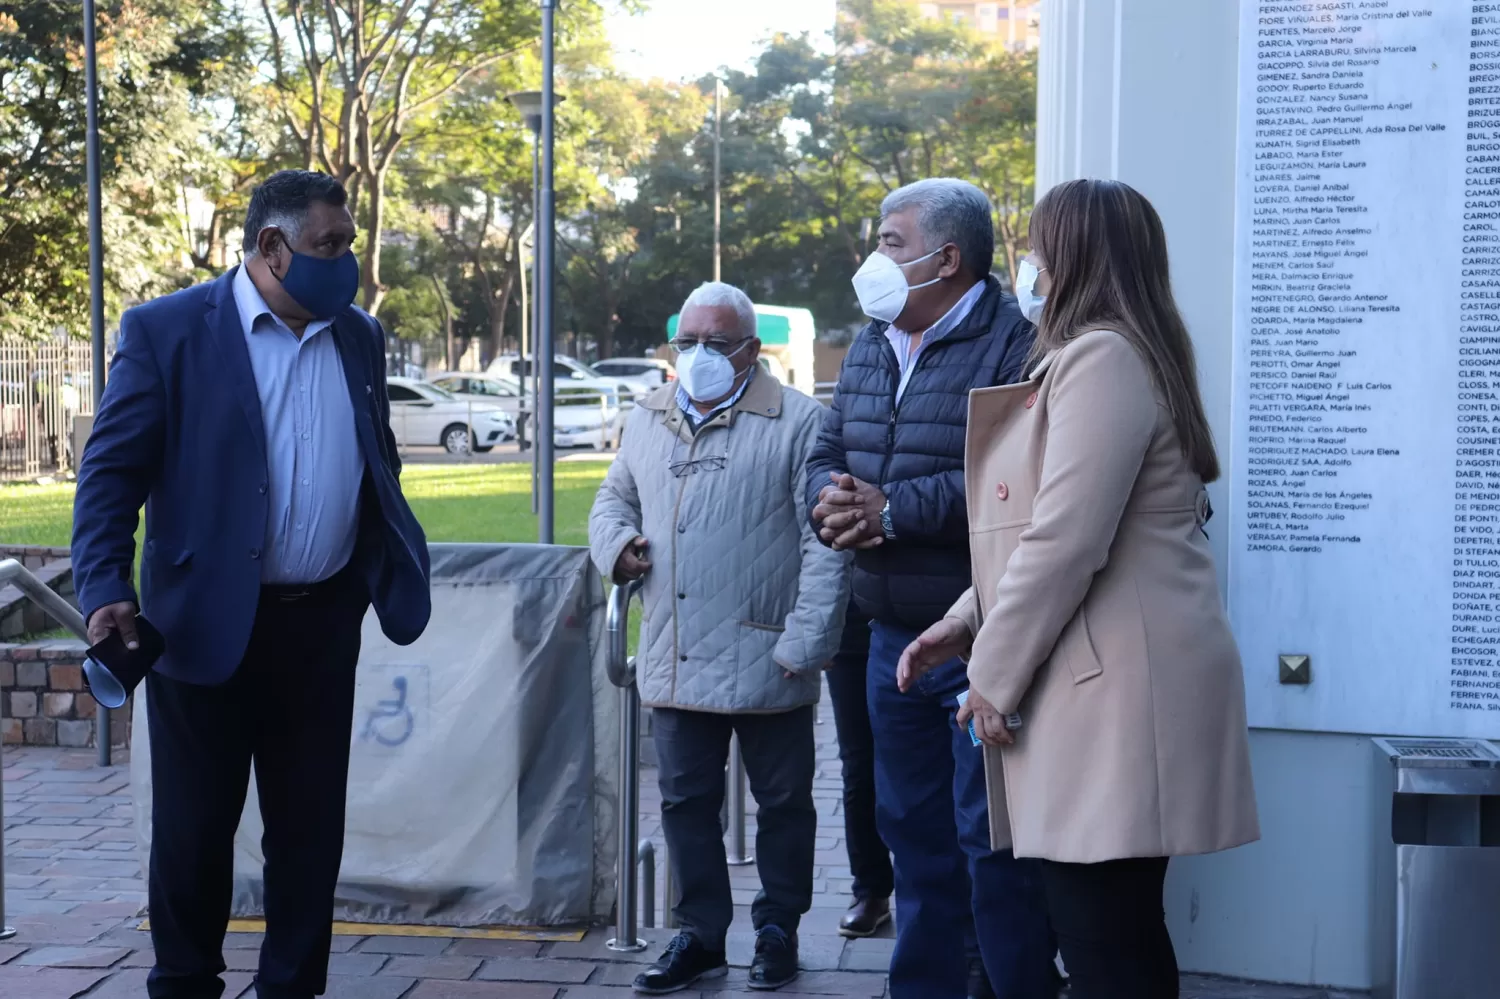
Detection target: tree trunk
<box><xmin>491</xmin><ymin>268</ymin><xmax>516</xmax><ymax>359</ymax></box>
<box><xmin>361</xmin><ymin>168</ymin><xmax>388</xmax><ymax>315</ymax></box>
<box><xmin>432</xmin><ymin>273</ymin><xmax>454</xmax><ymax>370</ymax></box>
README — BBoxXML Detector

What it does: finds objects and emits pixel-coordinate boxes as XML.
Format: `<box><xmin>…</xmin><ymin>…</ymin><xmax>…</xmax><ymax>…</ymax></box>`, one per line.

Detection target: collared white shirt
<box><xmin>676</xmin><ymin>367</ymin><xmax>755</xmax><ymax>430</ymax></box>
<box><xmin>233</xmin><ymin>265</ymin><xmax>364</xmax><ymax>584</ymax></box>
<box><xmin>884</xmin><ymin>279</ymin><xmax>987</xmax><ymax>403</ymax></box>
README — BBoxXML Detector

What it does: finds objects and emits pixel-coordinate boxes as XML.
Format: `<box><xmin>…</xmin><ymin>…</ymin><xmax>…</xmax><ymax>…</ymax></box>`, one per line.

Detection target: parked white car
<box><xmin>385</xmin><ymin>377</ymin><xmax>516</xmax><ymax>455</ymax></box>
<box><xmin>428</xmin><ymin>372</ymin><xmax>525</xmax><ymax>419</ymax></box>
<box><xmin>552</xmin><ymin>385</ymin><xmax>623</xmax><ymax>450</ymax></box>
<box><xmin>591</xmin><ymin>356</ymin><xmax>675</xmax><ymax>390</ymax></box>
<box><xmin>486</xmin><ymin>354</ymin><xmax>642</xmax><ymax>407</ymax></box>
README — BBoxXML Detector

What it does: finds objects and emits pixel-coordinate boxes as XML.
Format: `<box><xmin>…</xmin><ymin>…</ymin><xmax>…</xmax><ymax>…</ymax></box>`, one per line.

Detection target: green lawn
<box><xmin>0</xmin><ymin>461</ymin><xmax>641</xmax><ymax>648</ymax></box>
<box><xmin>0</xmin><ymin>463</ymin><xmax>610</xmax><ymax>548</ymax></box>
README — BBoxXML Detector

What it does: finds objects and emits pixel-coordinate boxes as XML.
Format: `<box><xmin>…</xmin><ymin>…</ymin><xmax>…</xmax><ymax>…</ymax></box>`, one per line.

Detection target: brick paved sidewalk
<box><xmin>2</xmin><ymin>694</ymin><xmax>1362</xmax><ymax>998</ymax></box>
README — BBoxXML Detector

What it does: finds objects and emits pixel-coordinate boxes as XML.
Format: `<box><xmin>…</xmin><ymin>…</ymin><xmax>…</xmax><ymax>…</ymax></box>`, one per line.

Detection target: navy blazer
<box><xmin>72</xmin><ymin>269</ymin><xmax>431</xmax><ymax>685</ymax></box>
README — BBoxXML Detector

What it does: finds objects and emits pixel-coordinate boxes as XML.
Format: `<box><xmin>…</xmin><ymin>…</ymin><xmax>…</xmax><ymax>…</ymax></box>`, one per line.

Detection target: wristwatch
<box><xmin>879</xmin><ymin>501</ymin><xmax>896</xmax><ymax>540</ymax></box>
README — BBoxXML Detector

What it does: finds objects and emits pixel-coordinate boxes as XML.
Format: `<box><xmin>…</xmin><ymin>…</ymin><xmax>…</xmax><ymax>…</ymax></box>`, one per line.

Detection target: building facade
<box><xmin>911</xmin><ymin>1</ymin><xmax>1039</xmax><ymax>50</ymax></box>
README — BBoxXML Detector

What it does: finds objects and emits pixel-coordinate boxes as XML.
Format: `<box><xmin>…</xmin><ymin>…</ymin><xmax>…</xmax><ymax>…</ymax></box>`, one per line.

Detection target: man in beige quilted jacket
<box><xmin>590</xmin><ymin>281</ymin><xmax>850</xmax><ymax>995</ymax></box>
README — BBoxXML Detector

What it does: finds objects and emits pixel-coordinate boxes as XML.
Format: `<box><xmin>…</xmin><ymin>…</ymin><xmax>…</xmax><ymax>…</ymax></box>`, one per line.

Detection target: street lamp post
<box><xmin>507</xmin><ymin>77</ymin><xmax>564</xmax><ymax>543</ymax></box>
<box><xmin>537</xmin><ymin>0</ymin><xmax>559</xmax><ymax>544</ymax></box>
<box><xmin>713</xmin><ymin>79</ymin><xmax>725</xmax><ymax>282</ymax></box>
<box><xmin>83</xmin><ymin>0</ymin><xmax>111</xmax><ymax>768</ymax></box>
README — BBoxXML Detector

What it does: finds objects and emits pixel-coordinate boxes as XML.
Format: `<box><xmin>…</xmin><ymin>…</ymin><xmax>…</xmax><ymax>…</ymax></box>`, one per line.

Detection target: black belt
<box><xmin>261</xmin><ymin>564</ymin><xmax>355</xmax><ymax>604</ymax></box>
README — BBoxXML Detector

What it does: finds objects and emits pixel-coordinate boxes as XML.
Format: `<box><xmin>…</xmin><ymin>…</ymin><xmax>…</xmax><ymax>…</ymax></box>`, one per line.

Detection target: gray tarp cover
<box><xmin>131</xmin><ymin>543</ymin><xmax>618</xmax><ymax>927</ymax></box>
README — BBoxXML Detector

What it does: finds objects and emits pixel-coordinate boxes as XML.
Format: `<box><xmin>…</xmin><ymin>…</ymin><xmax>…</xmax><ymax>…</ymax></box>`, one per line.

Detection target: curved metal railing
<box><xmin>0</xmin><ymin>556</ymin><xmax>94</xmax><ymax>942</ymax></box>
<box><xmin>605</xmin><ymin>580</ymin><xmax>646</xmax><ymax>952</ymax></box>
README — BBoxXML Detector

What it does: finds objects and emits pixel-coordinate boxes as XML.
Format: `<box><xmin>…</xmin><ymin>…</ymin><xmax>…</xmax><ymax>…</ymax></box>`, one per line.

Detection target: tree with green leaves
<box><xmin>253</xmin><ymin>0</ymin><xmax>606</xmax><ymax>315</ymax></box>
<box><xmin>0</xmin><ymin>0</ymin><xmax>243</xmax><ymax>337</ymax></box>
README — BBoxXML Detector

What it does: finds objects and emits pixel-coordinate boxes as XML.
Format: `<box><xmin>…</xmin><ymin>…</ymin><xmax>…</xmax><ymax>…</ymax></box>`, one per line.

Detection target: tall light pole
<box><xmin>537</xmin><ymin>1</ymin><xmax>559</xmax><ymax>543</ymax></box>
<box><xmin>83</xmin><ymin>0</ymin><xmax>111</xmax><ymax>768</ymax></box>
<box><xmin>713</xmin><ymin>79</ymin><xmax>725</xmax><ymax>282</ymax></box>
<box><xmin>507</xmin><ymin>88</ymin><xmax>564</xmax><ymax>526</ymax></box>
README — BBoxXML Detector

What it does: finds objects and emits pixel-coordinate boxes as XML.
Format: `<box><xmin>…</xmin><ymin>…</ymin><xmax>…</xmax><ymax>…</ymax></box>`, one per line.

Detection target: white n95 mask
<box><xmin>676</xmin><ymin>340</ymin><xmax>749</xmax><ymax>403</ymax></box>
<box><xmin>851</xmin><ymin>249</ymin><xmax>941</xmax><ymax>324</ymax></box>
<box><xmin>1015</xmin><ymin>258</ymin><xmax>1047</xmax><ymax>323</ymax></box>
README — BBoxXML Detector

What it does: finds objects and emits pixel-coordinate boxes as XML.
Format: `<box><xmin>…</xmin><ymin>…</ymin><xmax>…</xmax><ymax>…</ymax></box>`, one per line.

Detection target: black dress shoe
<box><xmin>838</xmin><ymin>896</ymin><xmax>891</xmax><ymax>938</ymax></box>
<box><xmin>747</xmin><ymin>925</ymin><xmax>799</xmax><ymax>991</ymax></box>
<box><xmin>632</xmin><ymin>933</ymin><xmax>728</xmax><ymax>995</ymax></box>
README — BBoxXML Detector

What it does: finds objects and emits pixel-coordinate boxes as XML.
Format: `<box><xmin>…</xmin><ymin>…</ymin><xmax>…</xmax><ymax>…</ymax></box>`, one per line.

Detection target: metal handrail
<box><xmin>605</xmin><ymin>578</ymin><xmax>640</xmax><ymax>689</ymax></box>
<box><xmin>603</xmin><ymin>576</ymin><xmax>752</xmax><ymax>939</ymax></box>
<box><xmin>0</xmin><ymin>557</ymin><xmax>89</xmax><ymax>941</ymax></box>
<box><xmin>605</xmin><ymin>579</ymin><xmax>646</xmax><ymax>953</ymax></box>
<box><xmin>0</xmin><ymin>559</ymin><xmax>110</xmax><ymax>766</ymax></box>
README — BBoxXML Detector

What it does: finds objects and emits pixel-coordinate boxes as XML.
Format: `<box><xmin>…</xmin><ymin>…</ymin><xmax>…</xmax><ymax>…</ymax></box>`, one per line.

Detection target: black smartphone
<box><xmin>84</xmin><ymin>614</ymin><xmax>166</xmax><ymax>707</ymax></box>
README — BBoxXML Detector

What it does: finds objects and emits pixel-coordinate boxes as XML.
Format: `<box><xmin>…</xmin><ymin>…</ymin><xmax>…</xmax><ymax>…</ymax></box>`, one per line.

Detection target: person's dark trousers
<box><xmin>145</xmin><ymin>568</ymin><xmax>366</xmax><ymax>999</ymax></box>
<box><xmin>1040</xmin><ymin>857</ymin><xmax>1177</xmax><ymax>999</ymax></box>
<box><xmin>867</xmin><ymin>620</ymin><xmax>1053</xmax><ymax>999</ymax></box>
<box><xmin>652</xmin><ymin>705</ymin><xmax>817</xmax><ymax>949</ymax></box>
<box><xmin>824</xmin><ymin>607</ymin><xmax>894</xmax><ymax>903</ymax></box>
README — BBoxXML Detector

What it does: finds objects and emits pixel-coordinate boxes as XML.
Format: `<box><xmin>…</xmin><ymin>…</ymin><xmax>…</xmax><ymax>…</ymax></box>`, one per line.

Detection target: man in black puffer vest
<box><xmin>807</xmin><ymin>179</ymin><xmax>1054</xmax><ymax>999</ymax></box>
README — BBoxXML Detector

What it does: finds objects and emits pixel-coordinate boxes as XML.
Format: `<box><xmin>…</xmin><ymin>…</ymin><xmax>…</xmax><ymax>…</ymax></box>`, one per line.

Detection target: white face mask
<box><xmin>1015</xmin><ymin>258</ymin><xmax>1047</xmax><ymax>323</ymax></box>
<box><xmin>676</xmin><ymin>340</ymin><xmax>750</xmax><ymax>403</ymax></box>
<box><xmin>851</xmin><ymin>248</ymin><xmax>942</xmax><ymax>324</ymax></box>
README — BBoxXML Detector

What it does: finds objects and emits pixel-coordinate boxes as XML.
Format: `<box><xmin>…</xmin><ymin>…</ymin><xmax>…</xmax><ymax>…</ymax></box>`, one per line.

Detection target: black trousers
<box><xmin>1040</xmin><ymin>857</ymin><xmax>1177</xmax><ymax>999</ymax></box>
<box><xmin>145</xmin><ymin>571</ymin><xmax>366</xmax><ymax>999</ymax></box>
<box><xmin>823</xmin><ymin>606</ymin><xmax>894</xmax><ymax>902</ymax></box>
<box><xmin>652</xmin><ymin>705</ymin><xmax>817</xmax><ymax>949</ymax></box>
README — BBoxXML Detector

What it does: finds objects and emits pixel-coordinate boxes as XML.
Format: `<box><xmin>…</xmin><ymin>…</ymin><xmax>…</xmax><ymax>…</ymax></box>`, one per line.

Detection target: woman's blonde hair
<box><xmin>1029</xmin><ymin>179</ymin><xmax>1220</xmax><ymax>483</ymax></box>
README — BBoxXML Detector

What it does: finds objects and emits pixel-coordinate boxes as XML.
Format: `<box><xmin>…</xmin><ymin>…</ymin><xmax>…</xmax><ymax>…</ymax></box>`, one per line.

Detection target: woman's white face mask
<box><xmin>851</xmin><ymin>248</ymin><xmax>942</xmax><ymax>324</ymax></box>
<box><xmin>1015</xmin><ymin>258</ymin><xmax>1047</xmax><ymax>324</ymax></box>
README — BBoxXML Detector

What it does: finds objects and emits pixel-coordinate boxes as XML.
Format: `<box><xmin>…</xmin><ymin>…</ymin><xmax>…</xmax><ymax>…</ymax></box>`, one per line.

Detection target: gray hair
<box><xmin>241</xmin><ymin>170</ymin><xmax>349</xmax><ymax>257</ymax></box>
<box><xmin>681</xmin><ymin>282</ymin><xmax>758</xmax><ymax>338</ymax></box>
<box><xmin>880</xmin><ymin>178</ymin><xmax>995</xmax><ymax>279</ymax></box>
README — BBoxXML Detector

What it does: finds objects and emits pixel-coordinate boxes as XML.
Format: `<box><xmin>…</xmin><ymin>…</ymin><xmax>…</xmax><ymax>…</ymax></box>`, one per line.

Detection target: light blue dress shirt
<box><xmin>233</xmin><ymin>265</ymin><xmax>365</xmax><ymax>584</ymax></box>
<box><xmin>884</xmin><ymin>278</ymin><xmax>986</xmax><ymax>403</ymax></box>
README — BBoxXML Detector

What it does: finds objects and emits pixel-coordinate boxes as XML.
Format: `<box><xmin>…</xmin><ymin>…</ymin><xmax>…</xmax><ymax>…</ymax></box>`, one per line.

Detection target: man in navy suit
<box><xmin>72</xmin><ymin>170</ymin><xmax>431</xmax><ymax>999</ymax></box>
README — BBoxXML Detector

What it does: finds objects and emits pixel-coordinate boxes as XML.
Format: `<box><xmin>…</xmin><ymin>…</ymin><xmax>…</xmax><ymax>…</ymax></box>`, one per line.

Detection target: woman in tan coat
<box><xmin>897</xmin><ymin>179</ymin><xmax>1259</xmax><ymax>999</ymax></box>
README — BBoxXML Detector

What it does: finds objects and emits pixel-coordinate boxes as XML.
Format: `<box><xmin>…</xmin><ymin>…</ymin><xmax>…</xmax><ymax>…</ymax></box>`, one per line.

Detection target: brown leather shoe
<box><xmin>837</xmin><ymin>896</ymin><xmax>891</xmax><ymax>938</ymax></box>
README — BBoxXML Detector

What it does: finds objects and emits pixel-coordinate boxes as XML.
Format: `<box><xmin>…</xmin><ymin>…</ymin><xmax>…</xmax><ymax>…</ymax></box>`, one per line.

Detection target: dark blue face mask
<box><xmin>277</xmin><ymin>248</ymin><xmax>361</xmax><ymax>320</ymax></box>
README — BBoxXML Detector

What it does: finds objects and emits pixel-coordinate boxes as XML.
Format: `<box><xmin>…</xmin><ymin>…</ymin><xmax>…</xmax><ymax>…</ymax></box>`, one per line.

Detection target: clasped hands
<box><xmin>895</xmin><ymin>617</ymin><xmax>1014</xmax><ymax>747</ymax></box>
<box><xmin>812</xmin><ymin>472</ymin><xmax>887</xmax><ymax>551</ymax></box>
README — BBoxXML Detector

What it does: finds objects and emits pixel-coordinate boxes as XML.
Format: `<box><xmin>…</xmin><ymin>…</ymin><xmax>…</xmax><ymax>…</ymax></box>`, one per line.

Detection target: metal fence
<box><xmin>0</xmin><ymin>338</ymin><xmax>100</xmax><ymax>480</ymax></box>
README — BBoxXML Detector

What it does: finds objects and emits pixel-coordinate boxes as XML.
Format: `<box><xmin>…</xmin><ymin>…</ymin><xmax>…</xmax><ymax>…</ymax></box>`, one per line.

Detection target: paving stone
<box><xmin>81</xmin><ymin>968</ymin><xmax>256</xmax><ymax>998</ymax></box>
<box><xmin>359</xmin><ymin>934</ymin><xmax>458</xmax><ymax>955</ymax></box>
<box><xmin>700</xmin><ymin>969</ymin><xmax>885</xmax><ymax>996</ymax></box>
<box><xmin>223</xmin><ymin>931</ymin><xmax>266</xmax><ymax>949</ymax></box>
<box><xmin>554</xmin><ymin>988</ymin><xmax>639</xmax><ymax>998</ymax></box>
<box><xmin>13</xmin><ymin>945</ymin><xmax>131</xmax><ymax>968</ymax></box>
<box><xmin>446</xmin><ymin>938</ymin><xmax>545</xmax><ymax>959</ymax></box>
<box><xmin>322</xmin><ymin>975</ymin><xmax>419</xmax><ymax>999</ymax></box>
<box><xmin>405</xmin><ymin>982</ymin><xmax>561</xmax><ymax>998</ymax></box>
<box><xmin>0</xmin><ymin>965</ymin><xmax>109</xmax><ymax>998</ymax></box>
<box><xmin>0</xmin><ymin>943</ymin><xmax>28</xmax><ymax>965</ymax></box>
<box><xmin>326</xmin><ymin>950</ymin><xmax>390</xmax><ymax>976</ymax></box>
<box><xmin>838</xmin><ymin>938</ymin><xmax>894</xmax><ymax>973</ymax></box>
<box><xmin>475</xmin><ymin>956</ymin><xmax>596</xmax><ymax>984</ymax></box>
<box><xmin>381</xmin><ymin>954</ymin><xmax>485</xmax><ymax>980</ymax></box>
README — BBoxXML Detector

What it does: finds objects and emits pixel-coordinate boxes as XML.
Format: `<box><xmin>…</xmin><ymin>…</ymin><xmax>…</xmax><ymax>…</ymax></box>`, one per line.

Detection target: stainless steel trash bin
<box><xmin>1370</xmin><ymin>737</ymin><xmax>1500</xmax><ymax>998</ymax></box>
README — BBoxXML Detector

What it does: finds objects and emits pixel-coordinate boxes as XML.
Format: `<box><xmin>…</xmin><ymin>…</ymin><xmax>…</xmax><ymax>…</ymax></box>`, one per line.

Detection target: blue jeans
<box><xmin>868</xmin><ymin>620</ymin><xmax>1053</xmax><ymax>999</ymax></box>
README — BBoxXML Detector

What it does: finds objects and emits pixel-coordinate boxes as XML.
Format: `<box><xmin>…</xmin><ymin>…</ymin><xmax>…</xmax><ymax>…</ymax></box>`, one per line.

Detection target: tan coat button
<box><xmin>1025</xmin><ymin>392</ymin><xmax>1038</xmax><ymax>409</ymax></box>
<box><xmin>996</xmin><ymin>482</ymin><xmax>1009</xmax><ymax>501</ymax></box>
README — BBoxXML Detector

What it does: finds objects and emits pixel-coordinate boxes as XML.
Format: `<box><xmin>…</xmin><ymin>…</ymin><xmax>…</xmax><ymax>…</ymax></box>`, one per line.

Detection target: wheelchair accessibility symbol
<box><xmin>360</xmin><ymin>665</ymin><xmax>427</xmax><ymax>748</ymax></box>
